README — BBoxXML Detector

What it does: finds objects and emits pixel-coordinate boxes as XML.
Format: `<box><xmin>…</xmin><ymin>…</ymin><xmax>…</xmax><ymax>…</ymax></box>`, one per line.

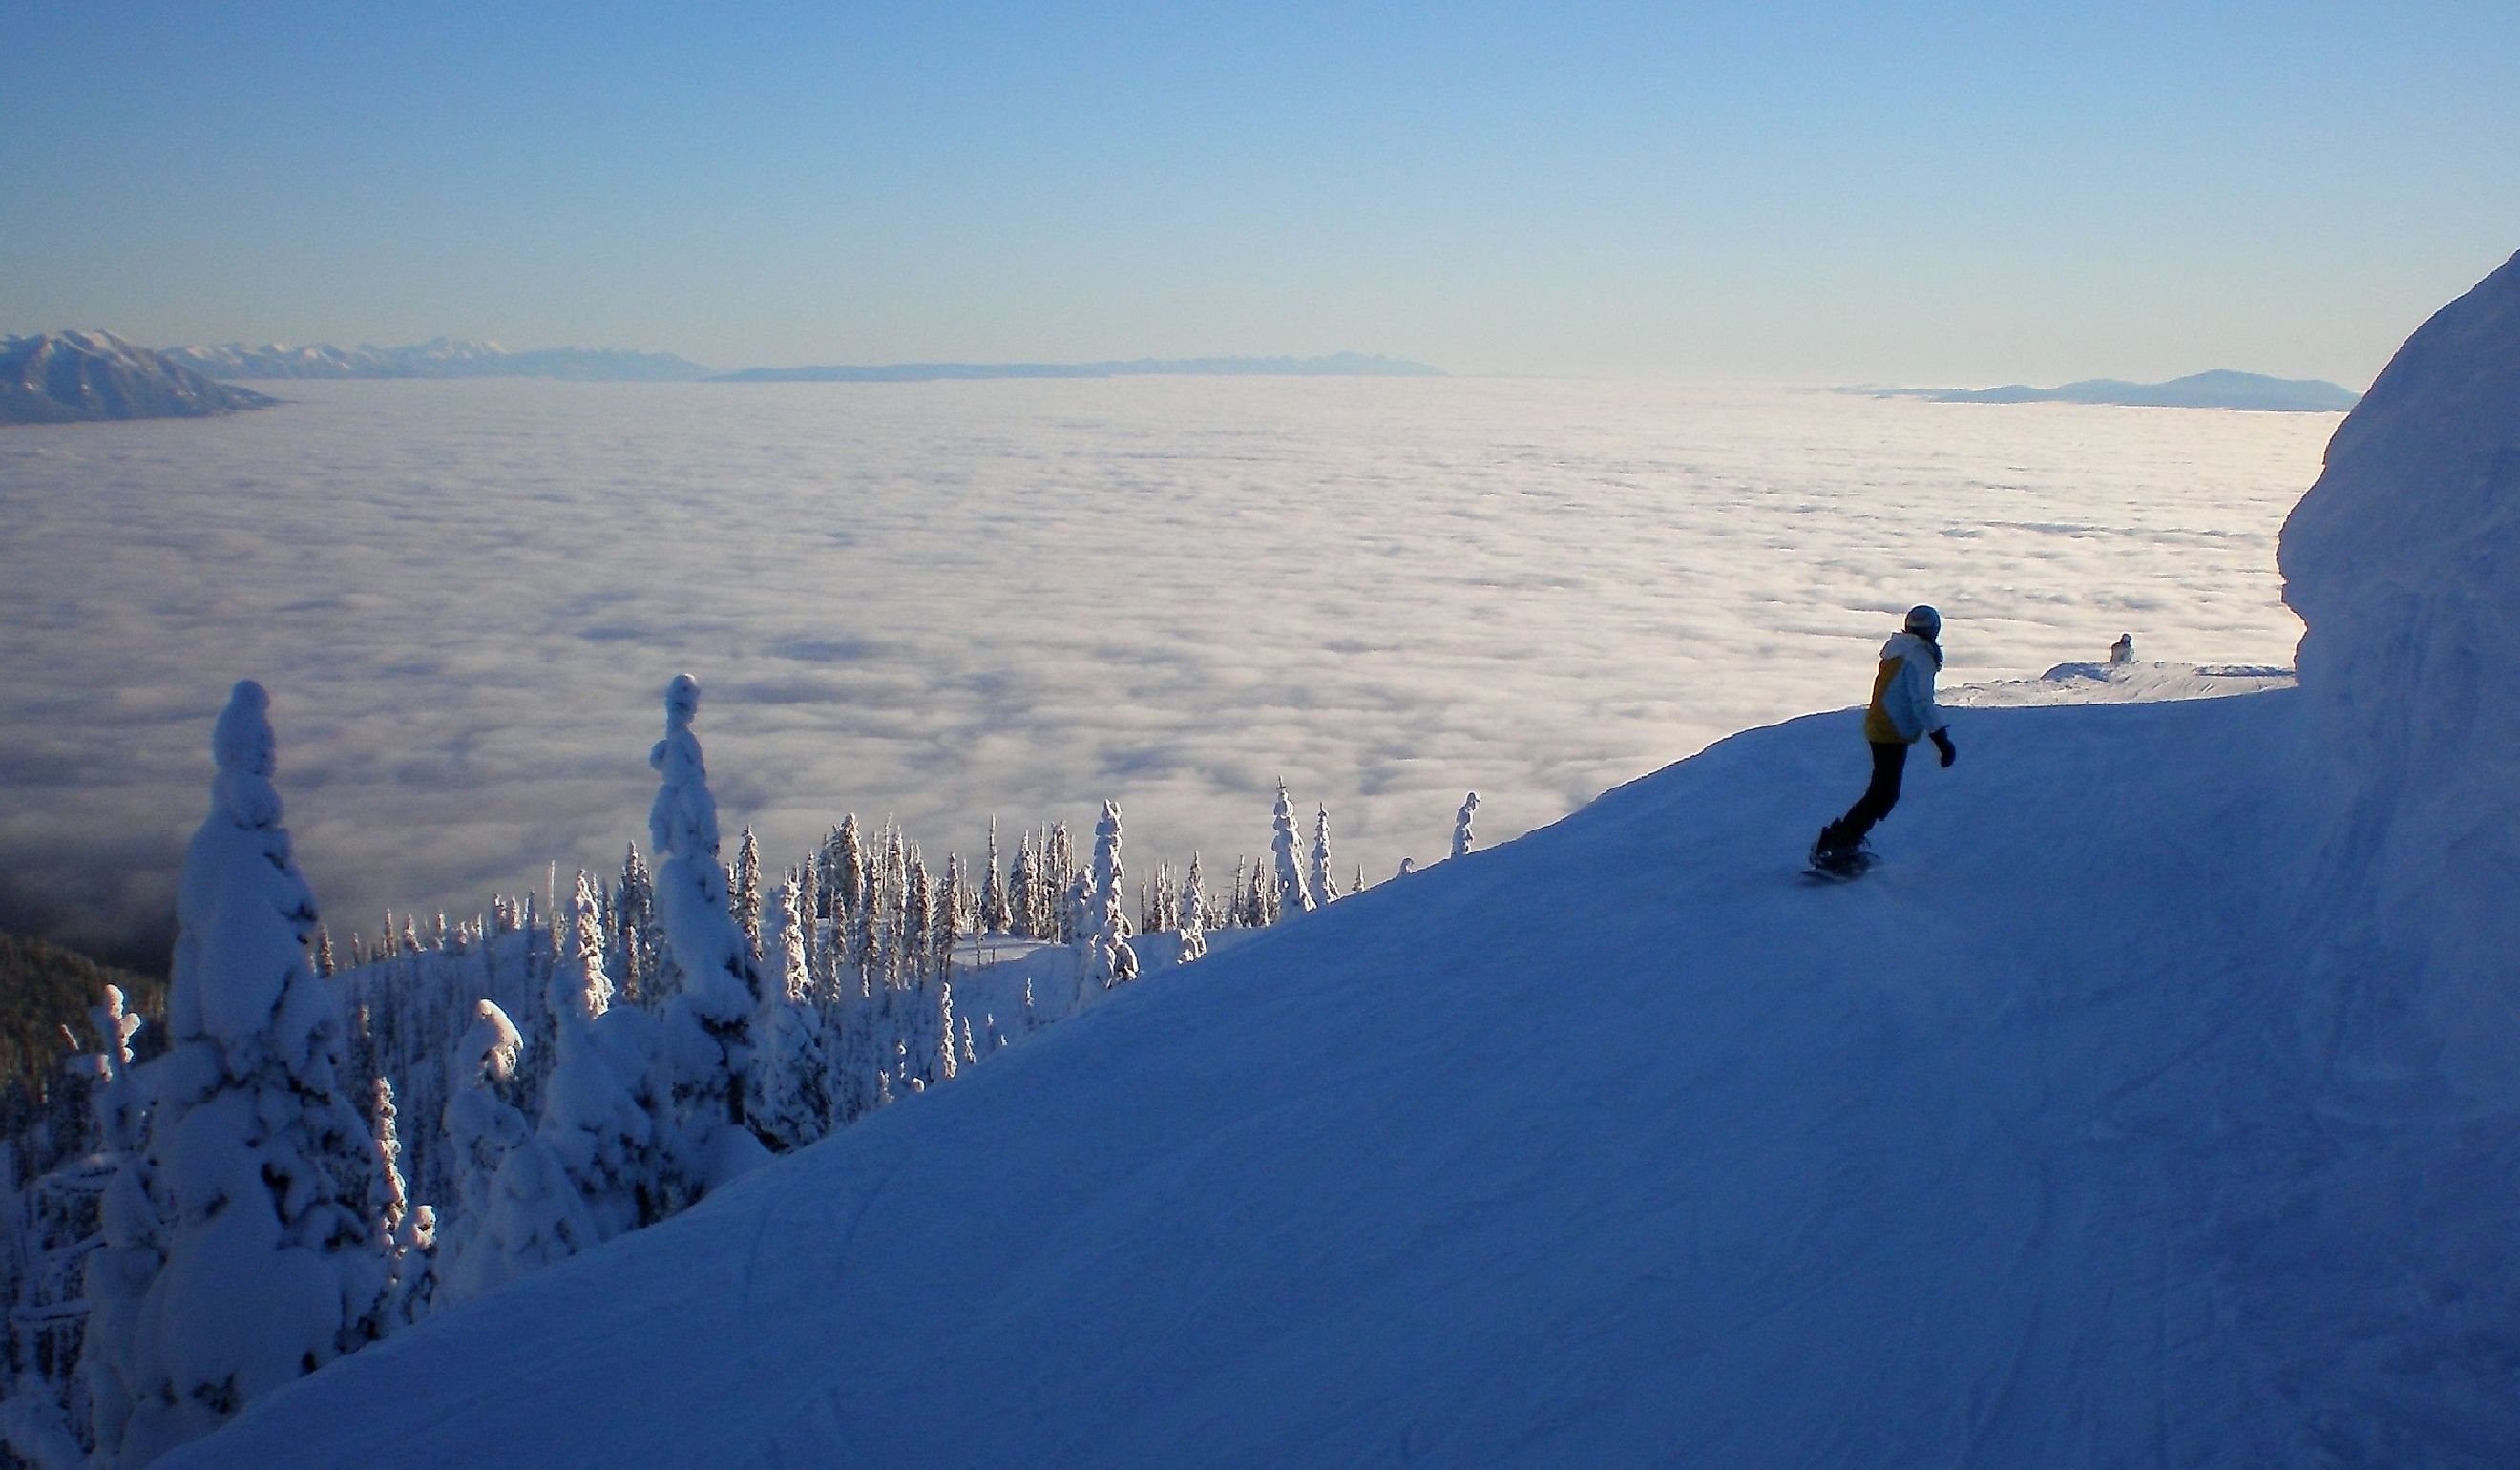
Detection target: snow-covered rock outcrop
<box><xmin>2278</xmin><ymin>248</ymin><xmax>2520</xmax><ymax>1103</ymax></box>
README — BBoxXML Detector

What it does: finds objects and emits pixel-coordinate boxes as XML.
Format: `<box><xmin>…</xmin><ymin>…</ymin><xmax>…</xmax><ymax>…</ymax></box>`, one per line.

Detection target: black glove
<box><xmin>1930</xmin><ymin>729</ymin><xmax>1957</xmax><ymax>767</ymax></box>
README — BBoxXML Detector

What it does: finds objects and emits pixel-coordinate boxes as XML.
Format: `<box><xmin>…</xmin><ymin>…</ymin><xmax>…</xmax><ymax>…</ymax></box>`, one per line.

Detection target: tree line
<box><xmin>0</xmin><ymin>677</ymin><xmax>1480</xmax><ymax>1468</ymax></box>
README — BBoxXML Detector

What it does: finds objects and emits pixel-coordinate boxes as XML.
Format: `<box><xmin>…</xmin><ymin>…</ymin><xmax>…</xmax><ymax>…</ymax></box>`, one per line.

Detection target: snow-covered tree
<box><xmin>730</xmin><ymin>826</ymin><xmax>763</xmax><ymax>957</ymax></box>
<box><xmin>1272</xmin><ymin>782</ymin><xmax>1316</xmax><ymax>916</ymax></box>
<box><xmin>94</xmin><ymin>682</ymin><xmax>388</xmax><ymax>1466</ymax></box>
<box><xmin>850</xmin><ymin>879</ymin><xmax>879</xmax><ymax>996</ymax></box>
<box><xmin>613</xmin><ymin>843</ymin><xmax>656</xmax><ymax>1003</ymax></box>
<box><xmin>830</xmin><ymin>814</ymin><xmax>867</xmax><ymax>934</ymax></box>
<box><xmin>541</xmin><ymin>872</ymin><xmax>662</xmax><ymax>1239</ymax></box>
<box><xmin>935</xmin><ymin>854</ymin><xmax>965</xmax><ymax>978</ymax></box>
<box><xmin>1081</xmin><ymin>801</ymin><xmax>1139</xmax><ymax>993</ymax></box>
<box><xmin>1179</xmin><ymin>852</ymin><xmax>1208</xmax><ymax>963</ymax></box>
<box><xmin>1009</xmin><ymin>835</ymin><xmax>1040</xmax><ymax>939</ymax></box>
<box><xmin>1046</xmin><ymin>823</ymin><xmax>1075</xmax><ymax>941</ymax></box>
<box><xmin>879</xmin><ymin>827</ymin><xmax>909</xmax><ymax>991</ymax></box>
<box><xmin>434</xmin><ymin>1001</ymin><xmax>523</xmax><ymax>1292</ymax></box>
<box><xmin>1453</xmin><ymin>791</ymin><xmax>1480</xmax><ymax>859</ymax></box>
<box><xmin>794</xmin><ymin>860</ymin><xmax>821</xmax><ymax>971</ymax></box>
<box><xmin>437</xmin><ymin>1000</ymin><xmax>597</xmax><ymax>1308</ymax></box>
<box><xmin>368</xmin><ymin>1076</ymin><xmax>434</xmax><ymax>1332</ymax></box>
<box><xmin>1311</xmin><ymin>803</ymin><xmax>1339</xmax><ymax>902</ymax></box>
<box><xmin>3</xmin><ymin>985</ymin><xmax>146</xmax><ymax>1469</ymax></box>
<box><xmin>645</xmin><ymin>676</ymin><xmax>769</xmax><ymax>1193</ymax></box>
<box><xmin>746</xmin><ymin>879</ymin><xmax>832</xmax><ymax>1152</ymax></box>
<box><xmin>905</xmin><ymin>855</ymin><xmax>934</xmax><ymax>983</ymax></box>
<box><xmin>982</xmin><ymin>817</ymin><xmax>1012</xmax><ymax>934</ymax></box>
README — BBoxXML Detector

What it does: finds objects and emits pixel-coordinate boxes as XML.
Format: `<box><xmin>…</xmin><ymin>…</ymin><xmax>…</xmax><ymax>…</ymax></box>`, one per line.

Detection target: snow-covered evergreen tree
<box><xmin>746</xmin><ymin>879</ymin><xmax>832</xmax><ymax>1152</ymax></box>
<box><xmin>1179</xmin><ymin>853</ymin><xmax>1208</xmax><ymax>963</ymax></box>
<box><xmin>982</xmin><ymin>817</ymin><xmax>1012</xmax><ymax>934</ymax></box>
<box><xmin>614</xmin><ymin>843</ymin><xmax>656</xmax><ymax>1003</ymax></box>
<box><xmin>367</xmin><ymin>1076</ymin><xmax>434</xmax><ymax>1332</ymax></box>
<box><xmin>936</xmin><ymin>854</ymin><xmax>965</xmax><ymax>979</ymax></box>
<box><xmin>731</xmin><ymin>826</ymin><xmax>763</xmax><ymax>957</ymax></box>
<box><xmin>3</xmin><ymin>985</ymin><xmax>144</xmax><ymax>1470</ymax></box>
<box><xmin>437</xmin><ymin>1000</ymin><xmax>597</xmax><ymax>1308</ymax></box>
<box><xmin>1453</xmin><ymin>791</ymin><xmax>1480</xmax><ymax>859</ymax></box>
<box><xmin>1311</xmin><ymin>803</ymin><xmax>1339</xmax><ymax>902</ymax></box>
<box><xmin>645</xmin><ymin>676</ymin><xmax>769</xmax><ymax>1193</ymax></box>
<box><xmin>878</xmin><ymin>827</ymin><xmax>909</xmax><ymax>992</ymax></box>
<box><xmin>794</xmin><ymin>860</ymin><xmax>821</xmax><ymax>971</ymax></box>
<box><xmin>850</xmin><ymin>882</ymin><xmax>879</xmax><ymax>996</ymax></box>
<box><xmin>905</xmin><ymin>855</ymin><xmax>934</xmax><ymax>984</ymax></box>
<box><xmin>541</xmin><ymin>872</ymin><xmax>662</xmax><ymax>1240</ymax></box>
<box><xmin>1081</xmin><ymin>801</ymin><xmax>1139</xmax><ymax>993</ymax></box>
<box><xmin>1272</xmin><ymin>782</ymin><xmax>1316</xmax><ymax>916</ymax></box>
<box><xmin>1010</xmin><ymin>835</ymin><xmax>1040</xmax><ymax>940</ymax></box>
<box><xmin>1046</xmin><ymin>823</ymin><xmax>1076</xmax><ymax>941</ymax></box>
<box><xmin>96</xmin><ymin>682</ymin><xmax>388</xmax><ymax>1466</ymax></box>
<box><xmin>434</xmin><ymin>1000</ymin><xmax>523</xmax><ymax>1293</ymax></box>
<box><xmin>831</xmin><ymin>814</ymin><xmax>867</xmax><ymax>935</ymax></box>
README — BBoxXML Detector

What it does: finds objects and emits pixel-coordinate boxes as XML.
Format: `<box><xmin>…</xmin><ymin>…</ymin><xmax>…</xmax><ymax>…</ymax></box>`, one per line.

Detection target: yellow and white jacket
<box><xmin>1861</xmin><ymin>631</ymin><xmax>1946</xmax><ymax>745</ymax></box>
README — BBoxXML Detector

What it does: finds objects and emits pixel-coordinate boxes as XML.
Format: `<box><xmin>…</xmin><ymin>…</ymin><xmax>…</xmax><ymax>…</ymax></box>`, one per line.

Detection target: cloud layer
<box><xmin>0</xmin><ymin>379</ymin><xmax>2332</xmax><ymax>963</ymax></box>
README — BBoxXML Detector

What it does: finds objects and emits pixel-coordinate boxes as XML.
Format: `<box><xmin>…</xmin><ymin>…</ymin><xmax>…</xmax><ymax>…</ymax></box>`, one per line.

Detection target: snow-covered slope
<box><xmin>0</xmin><ymin>332</ymin><xmax>275</xmax><ymax>425</ymax></box>
<box><xmin>159</xmin><ymin>679</ymin><xmax>2512</xmax><ymax>1468</ymax></box>
<box><xmin>163</xmin><ymin>254</ymin><xmax>2520</xmax><ymax>1468</ymax></box>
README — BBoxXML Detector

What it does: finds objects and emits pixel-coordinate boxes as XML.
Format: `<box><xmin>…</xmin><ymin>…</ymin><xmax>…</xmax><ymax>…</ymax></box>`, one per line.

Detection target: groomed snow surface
<box><xmin>156</xmin><ymin>668</ymin><xmax>2512</xmax><ymax>1468</ymax></box>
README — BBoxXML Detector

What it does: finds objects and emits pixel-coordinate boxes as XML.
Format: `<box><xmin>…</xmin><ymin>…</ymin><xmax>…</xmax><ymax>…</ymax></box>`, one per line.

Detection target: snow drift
<box><xmin>2279</xmin><ymin>248</ymin><xmax>2520</xmax><ymax>1107</ymax></box>
<box><xmin>156</xmin><ymin>256</ymin><xmax>2520</xmax><ymax>1468</ymax></box>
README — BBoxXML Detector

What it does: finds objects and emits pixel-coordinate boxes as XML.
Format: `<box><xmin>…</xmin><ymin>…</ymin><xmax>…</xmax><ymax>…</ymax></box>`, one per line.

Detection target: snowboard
<box><xmin>1801</xmin><ymin>850</ymin><xmax>1878</xmax><ymax>884</ymax></box>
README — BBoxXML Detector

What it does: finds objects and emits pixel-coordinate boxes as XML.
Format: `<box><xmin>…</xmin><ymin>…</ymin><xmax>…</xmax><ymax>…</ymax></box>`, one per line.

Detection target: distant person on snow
<box><xmin>1811</xmin><ymin>605</ymin><xmax>1956</xmax><ymax>872</ymax></box>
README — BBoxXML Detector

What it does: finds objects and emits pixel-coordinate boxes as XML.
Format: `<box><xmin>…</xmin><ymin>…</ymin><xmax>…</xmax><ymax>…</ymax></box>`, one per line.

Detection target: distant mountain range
<box><xmin>1861</xmin><ymin>369</ymin><xmax>2362</xmax><ymax>412</ymax></box>
<box><xmin>158</xmin><ymin>341</ymin><xmax>1443</xmax><ymax>385</ymax></box>
<box><xmin>1</xmin><ymin>331</ymin><xmax>277</xmax><ymax>425</ymax></box>
<box><xmin>168</xmin><ymin>338</ymin><xmax>715</xmax><ymax>382</ymax></box>
<box><xmin>713</xmin><ymin>351</ymin><xmax>1444</xmax><ymax>383</ymax></box>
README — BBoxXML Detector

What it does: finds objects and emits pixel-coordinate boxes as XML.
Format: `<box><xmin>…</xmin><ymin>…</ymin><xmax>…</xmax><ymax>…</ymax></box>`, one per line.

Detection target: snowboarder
<box><xmin>1809</xmin><ymin>605</ymin><xmax>1956</xmax><ymax>876</ymax></box>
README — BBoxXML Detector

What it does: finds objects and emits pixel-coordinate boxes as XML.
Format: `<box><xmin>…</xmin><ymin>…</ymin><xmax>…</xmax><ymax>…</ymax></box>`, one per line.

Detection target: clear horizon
<box><xmin>6</xmin><ymin>4</ymin><xmax>2514</xmax><ymax>387</ymax></box>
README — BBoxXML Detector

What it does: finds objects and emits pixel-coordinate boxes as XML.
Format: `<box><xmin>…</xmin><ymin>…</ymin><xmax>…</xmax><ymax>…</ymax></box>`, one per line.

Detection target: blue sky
<box><xmin>4</xmin><ymin>2</ymin><xmax>2513</xmax><ymax>382</ymax></box>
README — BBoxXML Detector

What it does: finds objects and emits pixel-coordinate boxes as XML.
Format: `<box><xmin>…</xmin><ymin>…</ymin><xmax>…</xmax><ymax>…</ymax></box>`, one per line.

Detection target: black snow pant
<box><xmin>1835</xmin><ymin>740</ymin><xmax>1910</xmax><ymax>846</ymax></box>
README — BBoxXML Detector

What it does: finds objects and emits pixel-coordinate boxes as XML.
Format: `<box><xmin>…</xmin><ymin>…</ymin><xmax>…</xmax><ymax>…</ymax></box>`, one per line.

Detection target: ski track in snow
<box><xmin>153</xmin><ymin>663</ymin><xmax>2520</xmax><ymax>1470</ymax></box>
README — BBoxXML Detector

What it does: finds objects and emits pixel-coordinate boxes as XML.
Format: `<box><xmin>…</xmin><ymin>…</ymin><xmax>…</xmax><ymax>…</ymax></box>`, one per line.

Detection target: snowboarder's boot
<box><xmin>1809</xmin><ymin>822</ymin><xmax>1859</xmax><ymax>874</ymax></box>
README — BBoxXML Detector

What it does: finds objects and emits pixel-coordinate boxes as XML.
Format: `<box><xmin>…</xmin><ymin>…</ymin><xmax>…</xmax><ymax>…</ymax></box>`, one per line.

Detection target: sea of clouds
<box><xmin>0</xmin><ymin>377</ymin><xmax>2333</xmax><ymax>967</ymax></box>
